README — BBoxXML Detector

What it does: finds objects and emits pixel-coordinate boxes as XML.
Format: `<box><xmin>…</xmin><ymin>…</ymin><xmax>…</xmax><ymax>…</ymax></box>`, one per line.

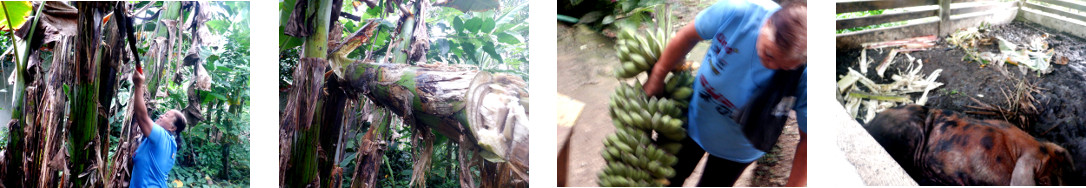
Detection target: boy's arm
<box><xmin>132</xmin><ymin>71</ymin><xmax>155</xmax><ymax>136</ymax></box>
<box><xmin>786</xmin><ymin>132</ymin><xmax>807</xmax><ymax>186</ymax></box>
<box><xmin>644</xmin><ymin>20</ymin><xmax>703</xmax><ymax>96</ymax></box>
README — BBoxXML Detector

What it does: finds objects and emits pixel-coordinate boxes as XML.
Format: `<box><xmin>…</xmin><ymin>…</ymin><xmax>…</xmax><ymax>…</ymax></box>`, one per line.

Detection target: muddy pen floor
<box><xmin>836</xmin><ymin>21</ymin><xmax>1086</xmax><ymax>184</ymax></box>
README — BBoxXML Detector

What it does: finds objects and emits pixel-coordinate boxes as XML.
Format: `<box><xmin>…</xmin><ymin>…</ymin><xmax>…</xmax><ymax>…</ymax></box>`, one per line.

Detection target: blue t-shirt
<box><xmin>130</xmin><ymin>124</ymin><xmax>178</xmax><ymax>187</ymax></box>
<box><xmin>687</xmin><ymin>0</ymin><xmax>807</xmax><ymax>163</ymax></box>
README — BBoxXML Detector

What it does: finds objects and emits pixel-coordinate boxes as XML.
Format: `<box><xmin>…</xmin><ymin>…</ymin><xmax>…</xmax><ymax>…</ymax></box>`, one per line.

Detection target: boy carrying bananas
<box><xmin>642</xmin><ymin>0</ymin><xmax>806</xmax><ymax>186</ymax></box>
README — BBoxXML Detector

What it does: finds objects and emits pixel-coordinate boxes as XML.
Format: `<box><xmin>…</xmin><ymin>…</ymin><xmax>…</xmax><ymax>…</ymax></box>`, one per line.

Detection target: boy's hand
<box><xmin>645</xmin><ymin>20</ymin><xmax>702</xmax><ymax>97</ymax></box>
<box><xmin>132</xmin><ymin>69</ymin><xmax>145</xmax><ymax>87</ymax></box>
<box><xmin>643</xmin><ymin>72</ymin><xmax>666</xmax><ymax>97</ymax></box>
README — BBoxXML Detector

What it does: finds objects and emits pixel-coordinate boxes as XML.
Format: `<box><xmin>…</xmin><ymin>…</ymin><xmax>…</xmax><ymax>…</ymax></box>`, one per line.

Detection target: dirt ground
<box><xmin>836</xmin><ymin>21</ymin><xmax>1086</xmax><ymax>185</ymax></box>
<box><xmin>556</xmin><ymin>0</ymin><xmax>800</xmax><ymax>185</ymax></box>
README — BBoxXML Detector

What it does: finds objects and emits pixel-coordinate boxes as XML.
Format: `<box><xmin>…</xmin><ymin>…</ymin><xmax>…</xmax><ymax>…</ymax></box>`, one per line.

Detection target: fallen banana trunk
<box><xmin>324</xmin><ymin>23</ymin><xmax>530</xmax><ymax>185</ymax></box>
<box><xmin>282</xmin><ymin>5</ymin><xmax>530</xmax><ymax>186</ymax></box>
<box><xmin>321</xmin><ymin>58</ymin><xmax>530</xmax><ymax>186</ymax></box>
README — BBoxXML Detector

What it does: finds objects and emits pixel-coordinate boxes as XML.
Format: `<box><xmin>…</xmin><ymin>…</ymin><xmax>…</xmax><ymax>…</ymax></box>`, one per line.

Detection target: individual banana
<box><xmin>671</xmin><ymin>87</ymin><xmax>692</xmax><ymax>101</ymax></box>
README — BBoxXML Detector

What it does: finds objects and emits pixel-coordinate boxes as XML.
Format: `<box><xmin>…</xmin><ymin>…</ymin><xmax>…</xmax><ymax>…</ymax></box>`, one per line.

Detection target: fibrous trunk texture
<box><xmin>69</xmin><ymin>3</ymin><xmax>106</xmax><ymax>186</ymax></box>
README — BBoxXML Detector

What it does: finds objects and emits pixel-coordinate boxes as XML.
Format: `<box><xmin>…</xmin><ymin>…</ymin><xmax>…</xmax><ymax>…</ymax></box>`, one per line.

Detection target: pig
<box><xmin>865</xmin><ymin>104</ymin><xmax>1074</xmax><ymax>185</ymax></box>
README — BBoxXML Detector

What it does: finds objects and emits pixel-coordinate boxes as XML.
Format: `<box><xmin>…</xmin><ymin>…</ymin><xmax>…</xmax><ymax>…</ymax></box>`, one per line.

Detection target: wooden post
<box><xmin>939</xmin><ymin>0</ymin><xmax>952</xmax><ymax>36</ymax></box>
<box><xmin>1017</xmin><ymin>0</ymin><xmax>1024</xmax><ymax>20</ymax></box>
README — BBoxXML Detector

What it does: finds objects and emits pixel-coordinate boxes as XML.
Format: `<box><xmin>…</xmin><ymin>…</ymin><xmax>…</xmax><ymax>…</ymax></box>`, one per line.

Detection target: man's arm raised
<box><xmin>132</xmin><ymin>71</ymin><xmax>155</xmax><ymax>136</ymax></box>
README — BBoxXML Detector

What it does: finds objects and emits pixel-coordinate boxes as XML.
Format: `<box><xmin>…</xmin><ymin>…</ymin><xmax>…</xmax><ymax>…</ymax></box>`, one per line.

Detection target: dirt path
<box><xmin>556</xmin><ymin>1</ymin><xmax>801</xmax><ymax>183</ymax></box>
<box><xmin>557</xmin><ymin>23</ymin><xmax>623</xmax><ymax>187</ymax></box>
<box><xmin>836</xmin><ymin>21</ymin><xmax>1086</xmax><ymax>184</ymax></box>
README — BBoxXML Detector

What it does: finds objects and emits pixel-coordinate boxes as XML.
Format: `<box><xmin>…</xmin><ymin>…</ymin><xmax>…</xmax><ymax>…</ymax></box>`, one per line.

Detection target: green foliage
<box><xmin>0</xmin><ymin>1</ymin><xmax>32</xmax><ymax>31</ymax></box>
<box><xmin>168</xmin><ymin>2</ymin><xmax>251</xmax><ymax>187</ymax></box>
<box><xmin>561</xmin><ymin>0</ymin><xmax>662</xmax><ymax>30</ymax></box>
<box><xmin>835</xmin><ymin>10</ymin><xmax>907</xmax><ymax>34</ymax></box>
<box><xmin>0</xmin><ymin>30</ymin><xmax>11</xmax><ymax>149</ymax></box>
<box><xmin>428</xmin><ymin>2</ymin><xmax>529</xmax><ymax>81</ymax></box>
<box><xmin>279</xmin><ymin>48</ymin><xmax>299</xmax><ymax>90</ymax></box>
<box><xmin>279</xmin><ymin>0</ymin><xmax>303</xmax><ymax>52</ymax></box>
<box><xmin>278</xmin><ymin>0</ymin><xmax>530</xmax><ymax>82</ymax></box>
<box><xmin>610</xmin><ymin>0</ymin><xmax>663</xmax><ymax>29</ymax></box>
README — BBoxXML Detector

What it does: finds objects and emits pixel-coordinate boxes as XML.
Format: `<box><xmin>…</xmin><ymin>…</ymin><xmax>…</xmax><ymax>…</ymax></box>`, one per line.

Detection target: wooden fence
<box><xmin>835</xmin><ymin>0</ymin><xmax>1086</xmax><ymax>48</ymax></box>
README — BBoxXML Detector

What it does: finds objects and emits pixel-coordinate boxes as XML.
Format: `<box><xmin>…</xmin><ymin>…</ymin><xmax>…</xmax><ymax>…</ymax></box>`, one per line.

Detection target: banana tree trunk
<box><xmin>37</xmin><ymin>36</ymin><xmax>74</xmax><ymax>187</ymax></box>
<box><xmin>349</xmin><ymin>107</ymin><xmax>392</xmax><ymax>188</ymax></box>
<box><xmin>2</xmin><ymin>2</ymin><xmax>44</xmax><ymax>186</ymax></box>
<box><xmin>281</xmin><ymin>0</ymin><xmax>334</xmax><ymax>186</ymax></box>
<box><xmin>95</xmin><ymin>7</ymin><xmax>127</xmax><ymax>184</ymax></box>
<box><xmin>318</xmin><ymin>74</ymin><xmax>349</xmax><ymax>187</ymax></box>
<box><xmin>18</xmin><ymin>35</ymin><xmax>76</xmax><ymax>188</ymax></box>
<box><xmin>17</xmin><ymin>52</ymin><xmax>45</xmax><ymax>188</ymax></box>
<box><xmin>70</xmin><ymin>2</ymin><xmax>107</xmax><ymax>186</ymax></box>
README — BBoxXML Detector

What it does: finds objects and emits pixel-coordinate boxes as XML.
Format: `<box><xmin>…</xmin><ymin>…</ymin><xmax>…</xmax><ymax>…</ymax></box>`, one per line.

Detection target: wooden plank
<box><xmin>556</xmin><ymin>94</ymin><xmax>585</xmax><ymax>128</ymax></box>
<box><xmin>951</xmin><ymin>1</ymin><xmax>1019</xmax><ymax>15</ymax></box>
<box><xmin>836</xmin><ymin>19</ymin><xmax>939</xmax><ymax>49</ymax></box>
<box><xmin>951</xmin><ymin>0</ymin><xmax>997</xmax><ymax>3</ymax></box>
<box><xmin>1036</xmin><ymin>0</ymin><xmax>1086</xmax><ymax>13</ymax></box>
<box><xmin>1019</xmin><ymin>5</ymin><xmax>1086</xmax><ymax>39</ymax></box>
<box><xmin>1025</xmin><ymin>1</ymin><xmax>1086</xmax><ymax>23</ymax></box>
<box><xmin>946</xmin><ymin>2</ymin><xmax>1019</xmax><ymax>33</ymax></box>
<box><xmin>836</xmin><ymin>7</ymin><xmax>938</xmax><ymax>30</ymax></box>
<box><xmin>837</xmin><ymin>0</ymin><xmax>939</xmax><ymax>14</ymax></box>
<box><xmin>939</xmin><ymin>0</ymin><xmax>952</xmax><ymax>35</ymax></box>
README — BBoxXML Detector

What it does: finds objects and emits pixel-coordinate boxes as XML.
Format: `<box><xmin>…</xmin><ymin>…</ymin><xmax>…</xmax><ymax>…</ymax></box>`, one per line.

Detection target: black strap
<box><xmin>733</xmin><ymin>65</ymin><xmax>804</xmax><ymax>152</ymax></box>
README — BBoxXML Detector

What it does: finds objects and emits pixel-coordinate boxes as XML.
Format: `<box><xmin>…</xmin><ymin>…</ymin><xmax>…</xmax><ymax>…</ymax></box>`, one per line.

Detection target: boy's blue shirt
<box><xmin>130</xmin><ymin>124</ymin><xmax>177</xmax><ymax>187</ymax></box>
<box><xmin>687</xmin><ymin>0</ymin><xmax>806</xmax><ymax>163</ymax></box>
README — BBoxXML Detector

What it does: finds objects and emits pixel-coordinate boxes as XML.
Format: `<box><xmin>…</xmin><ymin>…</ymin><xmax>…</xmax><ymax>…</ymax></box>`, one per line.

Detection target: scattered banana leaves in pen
<box><xmin>948</xmin><ymin>26</ymin><xmax>1056</xmax><ymax>75</ymax></box>
<box><xmin>839</xmin><ymin>51</ymin><xmax>944</xmax><ymax>123</ymax></box>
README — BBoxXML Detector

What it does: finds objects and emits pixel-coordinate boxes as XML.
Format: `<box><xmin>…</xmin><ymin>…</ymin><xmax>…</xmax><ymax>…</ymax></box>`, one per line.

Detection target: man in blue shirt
<box><xmin>643</xmin><ymin>0</ymin><xmax>806</xmax><ymax>186</ymax></box>
<box><xmin>130</xmin><ymin>70</ymin><xmax>188</xmax><ymax>187</ymax></box>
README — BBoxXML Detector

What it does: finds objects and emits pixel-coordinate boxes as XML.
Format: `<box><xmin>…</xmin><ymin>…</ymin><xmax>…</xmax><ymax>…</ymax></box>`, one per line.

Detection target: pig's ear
<box><xmin>1048</xmin><ymin>142</ymin><xmax>1073</xmax><ymax>172</ymax></box>
<box><xmin>1038</xmin><ymin>142</ymin><xmax>1072</xmax><ymax>185</ymax></box>
<box><xmin>1011</xmin><ymin>152</ymin><xmax>1039</xmax><ymax>186</ymax></box>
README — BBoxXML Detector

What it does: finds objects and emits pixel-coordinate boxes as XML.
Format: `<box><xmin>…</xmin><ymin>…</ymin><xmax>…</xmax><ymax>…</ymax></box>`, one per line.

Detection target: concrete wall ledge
<box><xmin>829</xmin><ymin>103</ymin><xmax>919</xmax><ymax>186</ymax></box>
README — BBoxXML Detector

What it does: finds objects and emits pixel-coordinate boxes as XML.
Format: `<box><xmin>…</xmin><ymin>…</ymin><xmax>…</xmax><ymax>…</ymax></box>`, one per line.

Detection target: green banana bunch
<box><xmin>599</xmin><ymin>82</ymin><xmax>687</xmax><ymax>186</ymax></box>
<box><xmin>613</xmin><ymin>25</ymin><xmax>671</xmax><ymax>78</ymax></box>
<box><xmin>602</xmin><ymin>7</ymin><xmax>696</xmax><ymax>186</ymax></box>
<box><xmin>663</xmin><ymin>71</ymin><xmax>695</xmax><ymax>108</ymax></box>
